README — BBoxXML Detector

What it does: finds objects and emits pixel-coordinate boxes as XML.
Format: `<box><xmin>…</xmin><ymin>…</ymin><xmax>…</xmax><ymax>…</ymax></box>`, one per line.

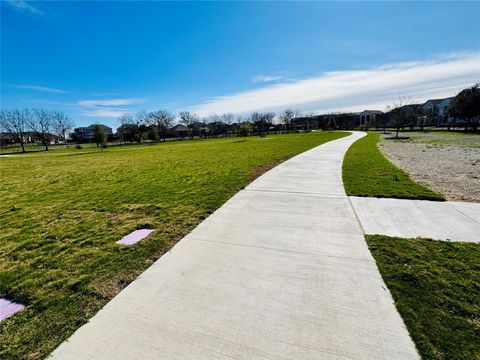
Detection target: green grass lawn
<box><xmin>0</xmin><ymin>131</ymin><xmax>348</xmax><ymax>359</ymax></box>
<box><xmin>342</xmin><ymin>132</ymin><xmax>445</xmax><ymax>200</ymax></box>
<box><xmin>367</xmin><ymin>235</ymin><xmax>480</xmax><ymax>360</ymax></box>
<box><xmin>0</xmin><ymin>143</ymin><xmax>100</xmax><ymax>154</ymax></box>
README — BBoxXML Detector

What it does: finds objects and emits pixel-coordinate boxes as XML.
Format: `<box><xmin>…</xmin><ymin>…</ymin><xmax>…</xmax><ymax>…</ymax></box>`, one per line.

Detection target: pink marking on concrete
<box><xmin>116</xmin><ymin>229</ymin><xmax>154</xmax><ymax>245</ymax></box>
<box><xmin>0</xmin><ymin>298</ymin><xmax>25</xmax><ymax>322</ymax></box>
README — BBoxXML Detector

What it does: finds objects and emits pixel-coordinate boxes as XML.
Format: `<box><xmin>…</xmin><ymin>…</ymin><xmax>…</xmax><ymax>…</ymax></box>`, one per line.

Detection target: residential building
<box><xmin>421</xmin><ymin>97</ymin><xmax>454</xmax><ymax>125</ymax></box>
<box><xmin>170</xmin><ymin>124</ymin><xmax>189</xmax><ymax>138</ymax></box>
<box><xmin>421</xmin><ymin>99</ymin><xmax>443</xmax><ymax>116</ymax></box>
<box><xmin>437</xmin><ymin>97</ymin><xmax>453</xmax><ymax>117</ymax></box>
<box><xmin>74</xmin><ymin>124</ymin><xmax>113</xmax><ymax>140</ymax></box>
<box><xmin>359</xmin><ymin>110</ymin><xmax>384</xmax><ymax>126</ymax></box>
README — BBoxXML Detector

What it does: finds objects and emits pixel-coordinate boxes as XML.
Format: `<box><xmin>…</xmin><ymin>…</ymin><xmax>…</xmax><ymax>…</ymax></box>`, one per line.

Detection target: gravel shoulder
<box><xmin>379</xmin><ymin>132</ymin><xmax>480</xmax><ymax>202</ymax></box>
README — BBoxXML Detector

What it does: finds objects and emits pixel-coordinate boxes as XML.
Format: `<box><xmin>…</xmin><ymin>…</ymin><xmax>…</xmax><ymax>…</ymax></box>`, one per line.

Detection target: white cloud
<box><xmin>6</xmin><ymin>0</ymin><xmax>43</xmax><ymax>15</ymax></box>
<box><xmin>81</xmin><ymin>109</ymin><xmax>128</xmax><ymax>118</ymax></box>
<box><xmin>78</xmin><ymin>98</ymin><xmax>146</xmax><ymax>107</ymax></box>
<box><xmin>192</xmin><ymin>52</ymin><xmax>480</xmax><ymax>117</ymax></box>
<box><xmin>14</xmin><ymin>84</ymin><xmax>66</xmax><ymax>93</ymax></box>
<box><xmin>252</xmin><ymin>75</ymin><xmax>283</xmax><ymax>83</ymax></box>
<box><xmin>78</xmin><ymin>98</ymin><xmax>147</xmax><ymax>118</ymax></box>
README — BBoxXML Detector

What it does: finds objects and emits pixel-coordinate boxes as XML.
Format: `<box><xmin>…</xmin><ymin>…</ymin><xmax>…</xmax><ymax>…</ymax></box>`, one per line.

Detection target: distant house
<box><xmin>74</xmin><ymin>124</ymin><xmax>113</xmax><ymax>141</ymax></box>
<box><xmin>437</xmin><ymin>97</ymin><xmax>453</xmax><ymax>117</ymax></box>
<box><xmin>291</xmin><ymin>116</ymin><xmax>319</xmax><ymax>130</ymax></box>
<box><xmin>359</xmin><ymin>110</ymin><xmax>384</xmax><ymax>126</ymax></box>
<box><xmin>421</xmin><ymin>97</ymin><xmax>454</xmax><ymax>125</ymax></box>
<box><xmin>0</xmin><ymin>132</ymin><xmax>16</xmax><ymax>148</ymax></box>
<box><xmin>170</xmin><ymin>124</ymin><xmax>189</xmax><ymax>138</ymax></box>
<box><xmin>421</xmin><ymin>99</ymin><xmax>444</xmax><ymax>116</ymax></box>
<box><xmin>191</xmin><ymin>121</ymin><xmax>209</xmax><ymax>137</ymax></box>
<box><xmin>290</xmin><ymin>113</ymin><xmax>359</xmax><ymax>130</ymax></box>
<box><xmin>1</xmin><ymin>131</ymin><xmax>62</xmax><ymax>147</ymax></box>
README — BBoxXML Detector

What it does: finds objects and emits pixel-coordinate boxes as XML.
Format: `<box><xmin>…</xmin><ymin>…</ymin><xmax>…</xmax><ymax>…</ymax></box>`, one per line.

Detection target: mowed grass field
<box><xmin>342</xmin><ymin>132</ymin><xmax>445</xmax><ymax>200</ymax></box>
<box><xmin>367</xmin><ymin>235</ymin><xmax>480</xmax><ymax>360</ymax></box>
<box><xmin>0</xmin><ymin>131</ymin><xmax>348</xmax><ymax>359</ymax></box>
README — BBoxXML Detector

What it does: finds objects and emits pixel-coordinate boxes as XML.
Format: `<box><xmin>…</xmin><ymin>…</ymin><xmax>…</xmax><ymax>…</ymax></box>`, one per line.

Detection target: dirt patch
<box><xmin>249</xmin><ymin>156</ymin><xmax>293</xmax><ymax>182</ymax></box>
<box><xmin>379</xmin><ymin>133</ymin><xmax>480</xmax><ymax>202</ymax></box>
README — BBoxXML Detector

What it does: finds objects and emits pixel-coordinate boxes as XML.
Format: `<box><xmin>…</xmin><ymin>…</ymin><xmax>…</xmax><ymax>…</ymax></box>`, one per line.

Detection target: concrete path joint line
<box><xmin>244</xmin><ymin>188</ymin><xmax>347</xmax><ymax>198</ymax></box>
<box><xmin>190</xmin><ymin>236</ymin><xmax>375</xmax><ymax>263</ymax></box>
<box><xmin>347</xmin><ymin>195</ymin><xmax>367</xmax><ymax>235</ymax></box>
<box><xmin>447</xmin><ymin>202</ymin><xmax>480</xmax><ymax>226</ymax></box>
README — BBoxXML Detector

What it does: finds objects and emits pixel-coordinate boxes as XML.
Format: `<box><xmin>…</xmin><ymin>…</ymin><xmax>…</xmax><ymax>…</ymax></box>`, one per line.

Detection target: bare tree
<box><xmin>205</xmin><ymin>114</ymin><xmax>220</xmax><ymax>138</ymax></box>
<box><xmin>220</xmin><ymin>113</ymin><xmax>234</xmax><ymax>136</ymax></box>
<box><xmin>230</xmin><ymin>115</ymin><xmax>243</xmax><ymax>136</ymax></box>
<box><xmin>207</xmin><ymin>114</ymin><xmax>221</xmax><ymax>123</ymax></box>
<box><xmin>117</xmin><ymin>114</ymin><xmax>134</xmax><ymax>144</ymax></box>
<box><xmin>149</xmin><ymin>110</ymin><xmax>175</xmax><ymax>141</ymax></box>
<box><xmin>220</xmin><ymin>113</ymin><xmax>234</xmax><ymax>124</ymax></box>
<box><xmin>52</xmin><ymin>112</ymin><xmax>74</xmax><ymax>148</ymax></box>
<box><xmin>279</xmin><ymin>109</ymin><xmax>300</xmax><ymax>132</ymax></box>
<box><xmin>134</xmin><ymin>111</ymin><xmax>149</xmax><ymax>143</ymax></box>
<box><xmin>118</xmin><ymin>114</ymin><xmax>133</xmax><ymax>126</ymax></box>
<box><xmin>448</xmin><ymin>83</ymin><xmax>480</xmax><ymax>132</ymax></box>
<box><xmin>29</xmin><ymin>109</ymin><xmax>52</xmax><ymax>151</ymax></box>
<box><xmin>239</xmin><ymin>122</ymin><xmax>252</xmax><ymax>141</ymax></box>
<box><xmin>179</xmin><ymin>111</ymin><xmax>199</xmax><ymax>138</ymax></box>
<box><xmin>93</xmin><ymin>124</ymin><xmax>107</xmax><ymax>148</ymax></box>
<box><xmin>207</xmin><ymin>121</ymin><xmax>219</xmax><ymax>137</ymax></box>
<box><xmin>263</xmin><ymin>112</ymin><xmax>275</xmax><ymax>130</ymax></box>
<box><xmin>0</xmin><ymin>109</ymin><xmax>28</xmax><ymax>152</ymax></box>
<box><xmin>250</xmin><ymin>112</ymin><xmax>261</xmax><ymax>135</ymax></box>
<box><xmin>387</xmin><ymin>97</ymin><xmax>414</xmax><ymax>139</ymax></box>
<box><xmin>250</xmin><ymin>112</ymin><xmax>275</xmax><ymax>137</ymax></box>
<box><xmin>179</xmin><ymin>111</ymin><xmax>199</xmax><ymax>126</ymax></box>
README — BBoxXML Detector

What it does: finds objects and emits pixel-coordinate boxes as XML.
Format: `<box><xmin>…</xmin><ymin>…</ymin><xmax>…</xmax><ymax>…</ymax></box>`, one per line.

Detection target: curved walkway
<box><xmin>49</xmin><ymin>132</ymin><xmax>419</xmax><ymax>360</ymax></box>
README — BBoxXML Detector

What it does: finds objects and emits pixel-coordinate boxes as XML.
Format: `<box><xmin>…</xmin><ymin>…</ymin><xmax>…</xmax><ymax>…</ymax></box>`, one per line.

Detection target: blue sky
<box><xmin>1</xmin><ymin>1</ymin><xmax>479</xmax><ymax>128</ymax></box>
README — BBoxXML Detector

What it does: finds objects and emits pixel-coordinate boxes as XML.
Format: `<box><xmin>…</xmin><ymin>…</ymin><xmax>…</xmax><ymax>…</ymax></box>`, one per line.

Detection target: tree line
<box><xmin>113</xmin><ymin>109</ymin><xmax>309</xmax><ymax>144</ymax></box>
<box><xmin>0</xmin><ymin>109</ymin><xmax>74</xmax><ymax>152</ymax></box>
<box><xmin>369</xmin><ymin>84</ymin><xmax>480</xmax><ymax>138</ymax></box>
<box><xmin>2</xmin><ymin>84</ymin><xmax>478</xmax><ymax>151</ymax></box>
<box><xmin>447</xmin><ymin>84</ymin><xmax>480</xmax><ymax>131</ymax></box>
<box><xmin>0</xmin><ymin>107</ymin><xmax>316</xmax><ymax>151</ymax></box>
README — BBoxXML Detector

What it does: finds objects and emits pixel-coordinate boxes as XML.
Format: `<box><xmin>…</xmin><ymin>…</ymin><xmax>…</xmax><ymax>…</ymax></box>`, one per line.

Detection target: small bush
<box><xmin>75</xmin><ymin>144</ymin><xmax>82</xmax><ymax>149</ymax></box>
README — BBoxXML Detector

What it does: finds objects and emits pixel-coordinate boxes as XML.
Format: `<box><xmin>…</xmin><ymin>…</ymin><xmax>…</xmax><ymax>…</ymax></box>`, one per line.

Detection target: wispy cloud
<box><xmin>193</xmin><ymin>52</ymin><xmax>480</xmax><ymax>117</ymax></box>
<box><xmin>6</xmin><ymin>0</ymin><xmax>44</xmax><ymax>15</ymax></box>
<box><xmin>82</xmin><ymin>109</ymin><xmax>128</xmax><ymax>118</ymax></box>
<box><xmin>252</xmin><ymin>75</ymin><xmax>283</xmax><ymax>83</ymax></box>
<box><xmin>78</xmin><ymin>98</ymin><xmax>147</xmax><ymax>118</ymax></box>
<box><xmin>13</xmin><ymin>84</ymin><xmax>67</xmax><ymax>93</ymax></box>
<box><xmin>78</xmin><ymin>98</ymin><xmax>146</xmax><ymax>107</ymax></box>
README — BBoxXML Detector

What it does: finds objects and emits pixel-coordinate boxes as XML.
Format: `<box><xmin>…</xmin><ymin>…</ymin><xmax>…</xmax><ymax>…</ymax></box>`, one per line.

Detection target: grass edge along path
<box><xmin>342</xmin><ymin>132</ymin><xmax>444</xmax><ymax>201</ymax></box>
<box><xmin>366</xmin><ymin>235</ymin><xmax>480</xmax><ymax>360</ymax></box>
<box><xmin>0</xmin><ymin>131</ymin><xmax>349</xmax><ymax>360</ymax></box>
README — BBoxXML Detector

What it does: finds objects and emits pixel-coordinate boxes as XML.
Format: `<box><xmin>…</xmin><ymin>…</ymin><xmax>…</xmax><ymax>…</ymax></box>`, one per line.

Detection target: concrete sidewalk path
<box><xmin>49</xmin><ymin>132</ymin><xmax>419</xmax><ymax>360</ymax></box>
<box><xmin>350</xmin><ymin>196</ymin><xmax>480</xmax><ymax>242</ymax></box>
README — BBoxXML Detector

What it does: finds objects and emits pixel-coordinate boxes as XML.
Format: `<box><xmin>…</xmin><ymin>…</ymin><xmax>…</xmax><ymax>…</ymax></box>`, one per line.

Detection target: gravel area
<box><xmin>379</xmin><ymin>132</ymin><xmax>480</xmax><ymax>202</ymax></box>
